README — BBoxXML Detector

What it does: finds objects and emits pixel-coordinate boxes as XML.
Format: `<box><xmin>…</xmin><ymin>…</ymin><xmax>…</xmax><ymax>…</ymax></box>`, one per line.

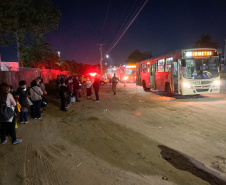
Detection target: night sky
<box><xmin>1</xmin><ymin>0</ymin><xmax>226</xmax><ymax>66</ymax></box>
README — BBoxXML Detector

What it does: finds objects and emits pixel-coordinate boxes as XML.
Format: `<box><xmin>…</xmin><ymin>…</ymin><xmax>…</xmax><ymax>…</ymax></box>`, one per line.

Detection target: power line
<box><xmin>106</xmin><ymin>0</ymin><xmax>149</xmax><ymax>54</ymax></box>
<box><xmin>102</xmin><ymin>0</ymin><xmax>126</xmax><ymax>46</ymax></box>
<box><xmin>106</xmin><ymin>0</ymin><xmax>140</xmax><ymax>53</ymax></box>
<box><xmin>99</xmin><ymin>0</ymin><xmax>112</xmax><ymax>43</ymax></box>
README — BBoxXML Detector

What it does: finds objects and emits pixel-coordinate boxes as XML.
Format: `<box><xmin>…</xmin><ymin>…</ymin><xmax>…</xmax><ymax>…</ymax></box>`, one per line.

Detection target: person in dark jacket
<box><xmin>17</xmin><ymin>81</ymin><xmax>30</xmax><ymax>124</ymax></box>
<box><xmin>60</xmin><ymin>80</ymin><xmax>70</xmax><ymax>112</ymax></box>
<box><xmin>73</xmin><ymin>76</ymin><xmax>81</xmax><ymax>102</ymax></box>
<box><xmin>93</xmin><ymin>76</ymin><xmax>100</xmax><ymax>102</ymax></box>
<box><xmin>56</xmin><ymin>75</ymin><xmax>61</xmax><ymax>97</ymax></box>
<box><xmin>66</xmin><ymin>78</ymin><xmax>73</xmax><ymax>106</ymax></box>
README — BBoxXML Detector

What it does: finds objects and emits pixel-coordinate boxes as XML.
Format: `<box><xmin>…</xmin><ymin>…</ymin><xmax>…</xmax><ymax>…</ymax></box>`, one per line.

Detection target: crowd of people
<box><xmin>56</xmin><ymin>74</ymin><xmax>101</xmax><ymax>112</ymax></box>
<box><xmin>0</xmin><ymin>77</ymin><xmax>47</xmax><ymax>145</ymax></box>
<box><xmin>0</xmin><ymin>73</ymin><xmax>120</xmax><ymax>145</ymax></box>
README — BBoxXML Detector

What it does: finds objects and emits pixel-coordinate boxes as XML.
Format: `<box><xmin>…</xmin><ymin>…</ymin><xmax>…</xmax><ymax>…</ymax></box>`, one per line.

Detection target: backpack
<box><xmin>0</xmin><ymin>103</ymin><xmax>14</xmax><ymax>122</ymax></box>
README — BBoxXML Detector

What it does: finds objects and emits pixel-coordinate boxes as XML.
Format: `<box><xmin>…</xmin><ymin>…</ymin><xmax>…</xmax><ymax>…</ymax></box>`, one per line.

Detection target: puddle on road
<box><xmin>159</xmin><ymin>145</ymin><xmax>226</xmax><ymax>185</ymax></box>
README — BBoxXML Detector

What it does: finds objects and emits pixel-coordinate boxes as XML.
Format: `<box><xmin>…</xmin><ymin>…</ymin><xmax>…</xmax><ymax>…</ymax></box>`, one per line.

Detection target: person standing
<box><xmin>86</xmin><ymin>78</ymin><xmax>92</xmax><ymax>100</ymax></box>
<box><xmin>60</xmin><ymin>80</ymin><xmax>70</xmax><ymax>112</ymax></box>
<box><xmin>17</xmin><ymin>80</ymin><xmax>30</xmax><ymax>124</ymax></box>
<box><xmin>39</xmin><ymin>78</ymin><xmax>47</xmax><ymax>95</ymax></box>
<box><xmin>29</xmin><ymin>80</ymin><xmax>43</xmax><ymax>119</ymax></box>
<box><xmin>73</xmin><ymin>76</ymin><xmax>81</xmax><ymax>102</ymax></box>
<box><xmin>111</xmin><ymin>74</ymin><xmax>119</xmax><ymax>95</ymax></box>
<box><xmin>56</xmin><ymin>75</ymin><xmax>61</xmax><ymax>97</ymax></box>
<box><xmin>81</xmin><ymin>75</ymin><xmax>86</xmax><ymax>94</ymax></box>
<box><xmin>67</xmin><ymin>77</ymin><xmax>73</xmax><ymax>106</ymax></box>
<box><xmin>0</xmin><ymin>83</ymin><xmax>22</xmax><ymax>145</ymax></box>
<box><xmin>93</xmin><ymin>76</ymin><xmax>100</xmax><ymax>102</ymax></box>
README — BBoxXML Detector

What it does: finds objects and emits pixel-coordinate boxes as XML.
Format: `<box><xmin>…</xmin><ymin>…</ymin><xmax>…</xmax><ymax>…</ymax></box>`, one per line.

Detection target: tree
<box><xmin>194</xmin><ymin>34</ymin><xmax>218</xmax><ymax>48</ymax></box>
<box><xmin>0</xmin><ymin>0</ymin><xmax>61</xmax><ymax>67</ymax></box>
<box><xmin>126</xmin><ymin>50</ymin><xmax>152</xmax><ymax>65</ymax></box>
<box><xmin>22</xmin><ymin>38</ymin><xmax>61</xmax><ymax>69</ymax></box>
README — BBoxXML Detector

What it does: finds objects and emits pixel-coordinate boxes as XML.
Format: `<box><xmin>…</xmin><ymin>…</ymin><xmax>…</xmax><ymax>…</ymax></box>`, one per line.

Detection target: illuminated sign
<box><xmin>193</xmin><ymin>51</ymin><xmax>213</xmax><ymax>57</ymax></box>
<box><xmin>126</xmin><ymin>65</ymin><xmax>136</xmax><ymax>69</ymax></box>
<box><xmin>185</xmin><ymin>50</ymin><xmax>217</xmax><ymax>57</ymax></box>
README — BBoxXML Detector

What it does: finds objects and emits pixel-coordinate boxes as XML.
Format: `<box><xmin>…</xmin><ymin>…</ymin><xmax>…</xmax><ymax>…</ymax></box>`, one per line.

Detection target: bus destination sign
<box><xmin>185</xmin><ymin>50</ymin><xmax>217</xmax><ymax>57</ymax></box>
<box><xmin>193</xmin><ymin>51</ymin><xmax>213</xmax><ymax>56</ymax></box>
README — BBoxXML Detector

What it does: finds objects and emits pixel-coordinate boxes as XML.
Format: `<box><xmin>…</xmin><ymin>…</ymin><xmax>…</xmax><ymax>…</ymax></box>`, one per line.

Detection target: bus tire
<box><xmin>166</xmin><ymin>84</ymin><xmax>172</xmax><ymax>97</ymax></box>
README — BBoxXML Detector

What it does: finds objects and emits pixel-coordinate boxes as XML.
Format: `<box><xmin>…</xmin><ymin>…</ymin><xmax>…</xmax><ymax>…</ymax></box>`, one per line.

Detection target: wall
<box><xmin>0</xmin><ymin>69</ymin><xmax>70</xmax><ymax>90</ymax></box>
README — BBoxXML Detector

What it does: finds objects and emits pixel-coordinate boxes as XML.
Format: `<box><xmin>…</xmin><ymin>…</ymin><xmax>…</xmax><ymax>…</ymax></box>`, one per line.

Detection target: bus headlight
<box><xmin>213</xmin><ymin>80</ymin><xmax>220</xmax><ymax>86</ymax></box>
<box><xmin>183</xmin><ymin>82</ymin><xmax>191</xmax><ymax>88</ymax></box>
<box><xmin>124</xmin><ymin>76</ymin><xmax>128</xmax><ymax>80</ymax></box>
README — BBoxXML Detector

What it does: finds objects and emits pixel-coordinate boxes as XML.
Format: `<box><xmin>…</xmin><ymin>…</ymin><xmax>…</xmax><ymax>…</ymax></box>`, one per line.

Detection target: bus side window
<box><xmin>165</xmin><ymin>58</ymin><xmax>172</xmax><ymax>72</ymax></box>
<box><xmin>157</xmin><ymin>59</ymin><xmax>165</xmax><ymax>72</ymax></box>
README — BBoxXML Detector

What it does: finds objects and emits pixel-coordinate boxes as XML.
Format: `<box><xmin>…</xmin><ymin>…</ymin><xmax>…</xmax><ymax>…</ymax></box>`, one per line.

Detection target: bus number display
<box><xmin>193</xmin><ymin>51</ymin><xmax>212</xmax><ymax>57</ymax></box>
<box><xmin>185</xmin><ymin>50</ymin><xmax>216</xmax><ymax>57</ymax></box>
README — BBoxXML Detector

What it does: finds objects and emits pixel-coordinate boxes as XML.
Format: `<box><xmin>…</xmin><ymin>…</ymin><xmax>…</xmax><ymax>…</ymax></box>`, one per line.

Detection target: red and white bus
<box><xmin>136</xmin><ymin>48</ymin><xmax>220</xmax><ymax>96</ymax></box>
<box><xmin>116</xmin><ymin>65</ymin><xmax>136</xmax><ymax>82</ymax></box>
<box><xmin>107</xmin><ymin>65</ymin><xmax>136</xmax><ymax>82</ymax></box>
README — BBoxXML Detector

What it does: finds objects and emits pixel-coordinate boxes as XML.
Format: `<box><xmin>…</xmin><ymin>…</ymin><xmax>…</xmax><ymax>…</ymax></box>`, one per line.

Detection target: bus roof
<box><xmin>136</xmin><ymin>48</ymin><xmax>218</xmax><ymax>65</ymax></box>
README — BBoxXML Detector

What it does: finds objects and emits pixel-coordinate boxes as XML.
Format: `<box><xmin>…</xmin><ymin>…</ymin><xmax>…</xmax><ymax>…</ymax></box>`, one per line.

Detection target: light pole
<box><xmin>98</xmin><ymin>44</ymin><xmax>104</xmax><ymax>76</ymax></box>
<box><xmin>58</xmin><ymin>51</ymin><xmax>61</xmax><ymax>57</ymax></box>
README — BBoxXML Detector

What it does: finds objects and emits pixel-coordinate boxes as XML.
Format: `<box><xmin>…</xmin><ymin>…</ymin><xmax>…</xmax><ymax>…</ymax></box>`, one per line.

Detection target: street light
<box><xmin>106</xmin><ymin>54</ymin><xmax>109</xmax><ymax>58</ymax></box>
<box><xmin>58</xmin><ymin>51</ymin><xmax>60</xmax><ymax>57</ymax></box>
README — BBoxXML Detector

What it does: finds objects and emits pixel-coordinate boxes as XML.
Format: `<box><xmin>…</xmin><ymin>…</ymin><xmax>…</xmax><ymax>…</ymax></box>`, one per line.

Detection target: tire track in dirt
<box><xmin>61</xmin><ymin>111</ymin><xmax>208</xmax><ymax>185</ymax></box>
<box><xmin>24</xmin><ymin>142</ymin><xmax>61</xmax><ymax>185</ymax></box>
<box><xmin>24</xmin><ymin>143</ymin><xmax>39</xmax><ymax>185</ymax></box>
<box><xmin>101</xmin><ymin>84</ymin><xmax>226</xmax><ymax>178</ymax></box>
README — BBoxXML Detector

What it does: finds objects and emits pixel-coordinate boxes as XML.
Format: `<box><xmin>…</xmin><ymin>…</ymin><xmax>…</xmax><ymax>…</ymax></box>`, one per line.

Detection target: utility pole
<box><xmin>98</xmin><ymin>44</ymin><xmax>104</xmax><ymax>76</ymax></box>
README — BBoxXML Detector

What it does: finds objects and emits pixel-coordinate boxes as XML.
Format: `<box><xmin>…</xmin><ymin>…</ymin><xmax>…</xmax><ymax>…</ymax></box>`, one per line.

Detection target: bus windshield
<box><xmin>125</xmin><ymin>69</ymin><xmax>132</xmax><ymax>74</ymax></box>
<box><xmin>182</xmin><ymin>57</ymin><xmax>219</xmax><ymax>79</ymax></box>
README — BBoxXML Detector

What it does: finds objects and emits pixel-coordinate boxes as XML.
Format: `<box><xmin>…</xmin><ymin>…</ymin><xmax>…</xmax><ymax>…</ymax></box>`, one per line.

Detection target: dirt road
<box><xmin>0</xmin><ymin>82</ymin><xmax>226</xmax><ymax>185</ymax></box>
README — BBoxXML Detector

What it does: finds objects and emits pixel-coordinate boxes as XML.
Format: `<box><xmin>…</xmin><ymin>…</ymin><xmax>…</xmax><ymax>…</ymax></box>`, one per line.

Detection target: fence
<box><xmin>0</xmin><ymin>69</ymin><xmax>70</xmax><ymax>90</ymax></box>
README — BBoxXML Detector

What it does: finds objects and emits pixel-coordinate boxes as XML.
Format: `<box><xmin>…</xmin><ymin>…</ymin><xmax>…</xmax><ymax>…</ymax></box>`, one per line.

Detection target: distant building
<box><xmin>1</xmin><ymin>62</ymin><xmax>19</xmax><ymax>71</ymax></box>
<box><xmin>0</xmin><ymin>54</ymin><xmax>19</xmax><ymax>71</ymax></box>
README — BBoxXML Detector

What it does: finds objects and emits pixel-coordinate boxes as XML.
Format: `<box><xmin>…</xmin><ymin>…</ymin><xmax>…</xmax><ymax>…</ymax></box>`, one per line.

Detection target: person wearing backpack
<box><xmin>17</xmin><ymin>80</ymin><xmax>30</xmax><ymax>124</ymax></box>
<box><xmin>0</xmin><ymin>83</ymin><xmax>22</xmax><ymax>145</ymax></box>
<box><xmin>29</xmin><ymin>80</ymin><xmax>43</xmax><ymax>119</ymax></box>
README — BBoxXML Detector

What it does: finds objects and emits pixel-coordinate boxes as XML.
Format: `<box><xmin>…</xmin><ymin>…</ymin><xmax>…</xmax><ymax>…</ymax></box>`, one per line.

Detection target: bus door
<box><xmin>150</xmin><ymin>64</ymin><xmax>156</xmax><ymax>88</ymax></box>
<box><xmin>137</xmin><ymin>66</ymin><xmax>141</xmax><ymax>85</ymax></box>
<box><xmin>171</xmin><ymin>61</ymin><xmax>178</xmax><ymax>93</ymax></box>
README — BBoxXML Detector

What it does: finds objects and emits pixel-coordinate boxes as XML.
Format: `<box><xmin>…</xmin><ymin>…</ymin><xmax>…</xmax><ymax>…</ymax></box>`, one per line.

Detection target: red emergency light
<box><xmin>89</xmin><ymin>73</ymin><xmax>97</xmax><ymax>77</ymax></box>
